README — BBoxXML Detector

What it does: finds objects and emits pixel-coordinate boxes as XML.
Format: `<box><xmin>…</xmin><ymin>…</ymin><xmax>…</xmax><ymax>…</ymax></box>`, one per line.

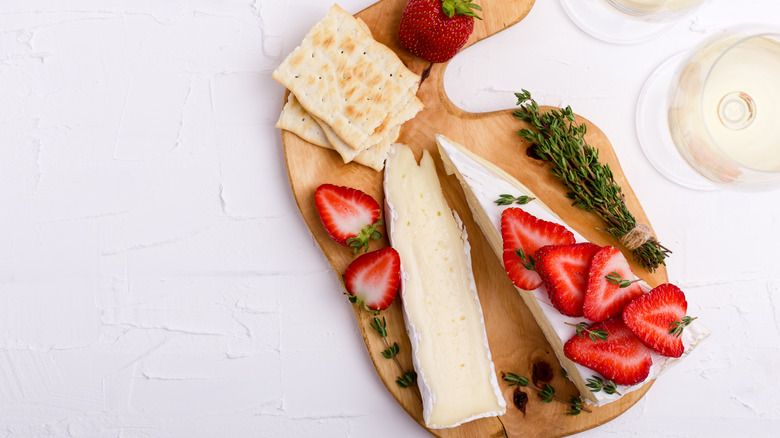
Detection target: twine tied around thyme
<box><xmin>619</xmin><ymin>223</ymin><xmax>653</xmax><ymax>251</ymax></box>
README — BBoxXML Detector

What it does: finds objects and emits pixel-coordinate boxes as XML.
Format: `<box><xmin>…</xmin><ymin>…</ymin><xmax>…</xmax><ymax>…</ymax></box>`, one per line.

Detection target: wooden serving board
<box><xmin>281</xmin><ymin>0</ymin><xmax>668</xmax><ymax>436</ymax></box>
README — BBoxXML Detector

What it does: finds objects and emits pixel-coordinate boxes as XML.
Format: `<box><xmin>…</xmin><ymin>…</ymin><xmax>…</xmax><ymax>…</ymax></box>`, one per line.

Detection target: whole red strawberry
<box><xmin>398</xmin><ymin>0</ymin><xmax>482</xmax><ymax>63</ymax></box>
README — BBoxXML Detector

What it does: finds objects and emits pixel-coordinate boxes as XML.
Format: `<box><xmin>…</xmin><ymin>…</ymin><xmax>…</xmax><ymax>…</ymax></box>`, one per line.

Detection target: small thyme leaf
<box><xmin>669</xmin><ymin>316</ymin><xmax>697</xmax><ymax>337</ymax></box>
<box><xmin>396</xmin><ymin>370</ymin><xmax>417</xmax><ymax>388</ymax></box>
<box><xmin>381</xmin><ymin>342</ymin><xmax>400</xmax><ymax>359</ymax></box>
<box><xmin>566</xmin><ymin>321</ymin><xmax>609</xmax><ymax>342</ymax></box>
<box><xmin>513</xmin><ymin>90</ymin><xmax>671</xmax><ymax>272</ymax></box>
<box><xmin>561</xmin><ymin>368</ymin><xmax>568</xmax><ymax>379</ymax></box>
<box><xmin>605</xmin><ymin>271</ymin><xmax>639</xmax><ymax>288</ymax></box>
<box><xmin>504</xmin><ymin>372</ymin><xmax>530</xmax><ymax>387</ymax></box>
<box><xmin>539</xmin><ymin>384</ymin><xmax>555</xmax><ymax>403</ymax></box>
<box><xmin>495</xmin><ymin>194</ymin><xmax>535</xmax><ymax>206</ymax></box>
<box><xmin>586</xmin><ymin>376</ymin><xmax>621</xmax><ymax>396</ymax></box>
<box><xmin>369</xmin><ymin>316</ymin><xmax>388</xmax><ymax>338</ymax></box>
<box><xmin>515</xmin><ymin>247</ymin><xmax>536</xmax><ymax>271</ymax></box>
<box><xmin>567</xmin><ymin>396</ymin><xmax>584</xmax><ymax>416</ymax></box>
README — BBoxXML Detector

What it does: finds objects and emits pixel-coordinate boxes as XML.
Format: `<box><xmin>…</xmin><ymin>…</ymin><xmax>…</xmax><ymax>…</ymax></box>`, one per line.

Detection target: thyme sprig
<box><xmin>567</xmin><ymin>396</ymin><xmax>585</xmax><ymax>416</ymax></box>
<box><xmin>503</xmin><ymin>372</ymin><xmax>591</xmax><ymax>414</ymax></box>
<box><xmin>539</xmin><ymin>384</ymin><xmax>556</xmax><ymax>403</ymax></box>
<box><xmin>369</xmin><ymin>317</ymin><xmax>418</xmax><ymax>390</ymax></box>
<box><xmin>515</xmin><ymin>247</ymin><xmax>536</xmax><ymax>271</ymax></box>
<box><xmin>669</xmin><ymin>316</ymin><xmax>697</xmax><ymax>337</ymax></box>
<box><xmin>396</xmin><ymin>371</ymin><xmax>418</xmax><ymax>388</ymax></box>
<box><xmin>605</xmin><ymin>271</ymin><xmax>641</xmax><ymax>288</ymax></box>
<box><xmin>586</xmin><ymin>376</ymin><xmax>621</xmax><ymax>395</ymax></box>
<box><xmin>512</xmin><ymin>90</ymin><xmax>671</xmax><ymax>272</ymax></box>
<box><xmin>495</xmin><ymin>194</ymin><xmax>535</xmax><ymax>206</ymax></box>
<box><xmin>566</xmin><ymin>321</ymin><xmax>609</xmax><ymax>342</ymax></box>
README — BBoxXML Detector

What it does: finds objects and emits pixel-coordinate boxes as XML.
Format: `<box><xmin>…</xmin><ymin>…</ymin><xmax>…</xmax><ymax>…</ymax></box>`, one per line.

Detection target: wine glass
<box><xmin>637</xmin><ymin>27</ymin><xmax>780</xmax><ymax>190</ymax></box>
<box><xmin>559</xmin><ymin>0</ymin><xmax>710</xmax><ymax>44</ymax></box>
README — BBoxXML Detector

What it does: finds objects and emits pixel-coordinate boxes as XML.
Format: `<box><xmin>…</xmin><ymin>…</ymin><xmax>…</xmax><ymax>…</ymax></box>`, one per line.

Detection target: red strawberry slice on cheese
<box><xmin>583</xmin><ymin>246</ymin><xmax>643</xmax><ymax>322</ymax></box>
<box><xmin>564</xmin><ymin>317</ymin><xmax>653</xmax><ymax>386</ymax></box>
<box><xmin>343</xmin><ymin>247</ymin><xmax>401</xmax><ymax>311</ymax></box>
<box><xmin>315</xmin><ymin>184</ymin><xmax>383</xmax><ymax>254</ymax></box>
<box><xmin>536</xmin><ymin>243</ymin><xmax>601</xmax><ymax>317</ymax></box>
<box><xmin>623</xmin><ymin>283</ymin><xmax>689</xmax><ymax>358</ymax></box>
<box><xmin>500</xmin><ymin>208</ymin><xmax>575</xmax><ymax>291</ymax></box>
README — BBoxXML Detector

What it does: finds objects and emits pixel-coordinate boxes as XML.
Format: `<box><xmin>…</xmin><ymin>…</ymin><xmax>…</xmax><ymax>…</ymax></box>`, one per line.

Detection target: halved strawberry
<box><xmin>623</xmin><ymin>283</ymin><xmax>691</xmax><ymax>358</ymax></box>
<box><xmin>563</xmin><ymin>317</ymin><xmax>652</xmax><ymax>386</ymax></box>
<box><xmin>315</xmin><ymin>184</ymin><xmax>382</xmax><ymax>254</ymax></box>
<box><xmin>343</xmin><ymin>247</ymin><xmax>401</xmax><ymax>311</ymax></box>
<box><xmin>583</xmin><ymin>246</ymin><xmax>643</xmax><ymax>322</ymax></box>
<box><xmin>501</xmin><ymin>208</ymin><xmax>575</xmax><ymax>291</ymax></box>
<box><xmin>536</xmin><ymin>243</ymin><xmax>601</xmax><ymax>317</ymax></box>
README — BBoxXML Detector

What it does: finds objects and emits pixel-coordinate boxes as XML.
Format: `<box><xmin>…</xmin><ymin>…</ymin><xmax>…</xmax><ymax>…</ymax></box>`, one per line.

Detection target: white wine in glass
<box><xmin>560</xmin><ymin>0</ymin><xmax>709</xmax><ymax>44</ymax></box>
<box><xmin>638</xmin><ymin>29</ymin><xmax>780</xmax><ymax>190</ymax></box>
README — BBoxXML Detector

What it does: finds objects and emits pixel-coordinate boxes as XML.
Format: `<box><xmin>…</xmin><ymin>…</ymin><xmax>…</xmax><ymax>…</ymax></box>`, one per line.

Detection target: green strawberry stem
<box><xmin>346</xmin><ymin>220</ymin><xmax>383</xmax><ymax>254</ymax></box>
<box><xmin>441</xmin><ymin>0</ymin><xmax>483</xmax><ymax>19</ymax></box>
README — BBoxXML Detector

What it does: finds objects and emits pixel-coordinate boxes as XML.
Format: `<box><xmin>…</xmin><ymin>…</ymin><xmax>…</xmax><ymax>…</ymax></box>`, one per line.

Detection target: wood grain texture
<box><xmin>281</xmin><ymin>0</ymin><xmax>667</xmax><ymax>436</ymax></box>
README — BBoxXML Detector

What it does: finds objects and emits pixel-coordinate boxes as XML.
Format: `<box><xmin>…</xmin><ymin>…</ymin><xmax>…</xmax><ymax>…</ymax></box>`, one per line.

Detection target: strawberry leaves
<box><xmin>441</xmin><ymin>0</ymin><xmax>483</xmax><ymax>19</ymax></box>
<box><xmin>346</xmin><ymin>219</ymin><xmax>383</xmax><ymax>254</ymax></box>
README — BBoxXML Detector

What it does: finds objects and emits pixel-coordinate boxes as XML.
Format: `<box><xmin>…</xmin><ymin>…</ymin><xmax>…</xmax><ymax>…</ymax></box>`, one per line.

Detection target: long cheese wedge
<box><xmin>383</xmin><ymin>144</ymin><xmax>506</xmax><ymax>428</ymax></box>
<box><xmin>435</xmin><ymin>134</ymin><xmax>710</xmax><ymax>406</ymax></box>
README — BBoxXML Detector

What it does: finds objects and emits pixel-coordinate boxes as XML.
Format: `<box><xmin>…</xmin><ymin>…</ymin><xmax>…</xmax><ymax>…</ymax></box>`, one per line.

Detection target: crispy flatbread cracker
<box><xmin>277</xmin><ymin>93</ymin><xmax>330</xmax><ymax>148</ymax></box>
<box><xmin>272</xmin><ymin>4</ymin><xmax>422</xmax><ymax>152</ymax></box>
<box><xmin>279</xmin><ymin>94</ymin><xmax>394</xmax><ymax>171</ymax></box>
<box><xmin>313</xmin><ymin>114</ymin><xmax>398</xmax><ymax>169</ymax></box>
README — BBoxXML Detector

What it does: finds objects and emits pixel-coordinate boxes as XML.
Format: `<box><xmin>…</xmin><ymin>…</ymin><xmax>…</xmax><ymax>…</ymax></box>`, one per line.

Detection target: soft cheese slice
<box><xmin>384</xmin><ymin>144</ymin><xmax>506</xmax><ymax>428</ymax></box>
<box><xmin>436</xmin><ymin>134</ymin><xmax>710</xmax><ymax>406</ymax></box>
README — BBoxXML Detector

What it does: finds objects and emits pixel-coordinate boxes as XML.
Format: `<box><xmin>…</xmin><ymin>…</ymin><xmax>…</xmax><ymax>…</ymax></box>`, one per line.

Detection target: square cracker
<box><xmin>314</xmin><ymin>114</ymin><xmax>398</xmax><ymax>169</ymax></box>
<box><xmin>272</xmin><ymin>4</ymin><xmax>422</xmax><ymax>152</ymax></box>
<box><xmin>278</xmin><ymin>94</ymin><xmax>395</xmax><ymax>171</ymax></box>
<box><xmin>276</xmin><ymin>93</ymin><xmax>330</xmax><ymax>148</ymax></box>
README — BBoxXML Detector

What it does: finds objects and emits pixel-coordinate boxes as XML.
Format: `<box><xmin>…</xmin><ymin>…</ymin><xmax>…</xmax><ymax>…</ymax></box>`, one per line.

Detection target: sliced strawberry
<box><xmin>315</xmin><ymin>184</ymin><xmax>382</xmax><ymax>254</ymax></box>
<box><xmin>343</xmin><ymin>247</ymin><xmax>401</xmax><ymax>311</ymax></box>
<box><xmin>536</xmin><ymin>243</ymin><xmax>601</xmax><ymax>317</ymax></box>
<box><xmin>623</xmin><ymin>283</ymin><xmax>690</xmax><ymax>358</ymax></box>
<box><xmin>501</xmin><ymin>208</ymin><xmax>575</xmax><ymax>290</ymax></box>
<box><xmin>563</xmin><ymin>317</ymin><xmax>652</xmax><ymax>386</ymax></box>
<box><xmin>583</xmin><ymin>246</ymin><xmax>643</xmax><ymax>322</ymax></box>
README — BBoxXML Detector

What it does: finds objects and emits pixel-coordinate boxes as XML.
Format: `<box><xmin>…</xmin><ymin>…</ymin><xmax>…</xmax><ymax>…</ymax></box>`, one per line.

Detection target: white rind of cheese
<box><xmin>435</xmin><ymin>134</ymin><xmax>710</xmax><ymax>406</ymax></box>
<box><xmin>383</xmin><ymin>144</ymin><xmax>506</xmax><ymax>428</ymax></box>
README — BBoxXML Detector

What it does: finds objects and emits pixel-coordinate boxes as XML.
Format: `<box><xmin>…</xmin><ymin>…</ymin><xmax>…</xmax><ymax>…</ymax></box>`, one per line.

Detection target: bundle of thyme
<box><xmin>512</xmin><ymin>90</ymin><xmax>670</xmax><ymax>272</ymax></box>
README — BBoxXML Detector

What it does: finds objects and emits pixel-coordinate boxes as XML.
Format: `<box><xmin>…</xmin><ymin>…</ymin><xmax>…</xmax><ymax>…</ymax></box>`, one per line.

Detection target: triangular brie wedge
<box><xmin>436</xmin><ymin>134</ymin><xmax>710</xmax><ymax>406</ymax></box>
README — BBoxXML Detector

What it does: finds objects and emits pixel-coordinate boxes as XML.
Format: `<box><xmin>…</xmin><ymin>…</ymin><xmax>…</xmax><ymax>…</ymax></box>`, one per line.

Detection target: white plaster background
<box><xmin>0</xmin><ymin>0</ymin><xmax>778</xmax><ymax>436</ymax></box>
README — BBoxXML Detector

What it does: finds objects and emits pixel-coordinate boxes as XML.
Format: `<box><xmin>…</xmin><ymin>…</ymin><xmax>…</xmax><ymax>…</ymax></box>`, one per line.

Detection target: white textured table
<box><xmin>1</xmin><ymin>0</ymin><xmax>779</xmax><ymax>436</ymax></box>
